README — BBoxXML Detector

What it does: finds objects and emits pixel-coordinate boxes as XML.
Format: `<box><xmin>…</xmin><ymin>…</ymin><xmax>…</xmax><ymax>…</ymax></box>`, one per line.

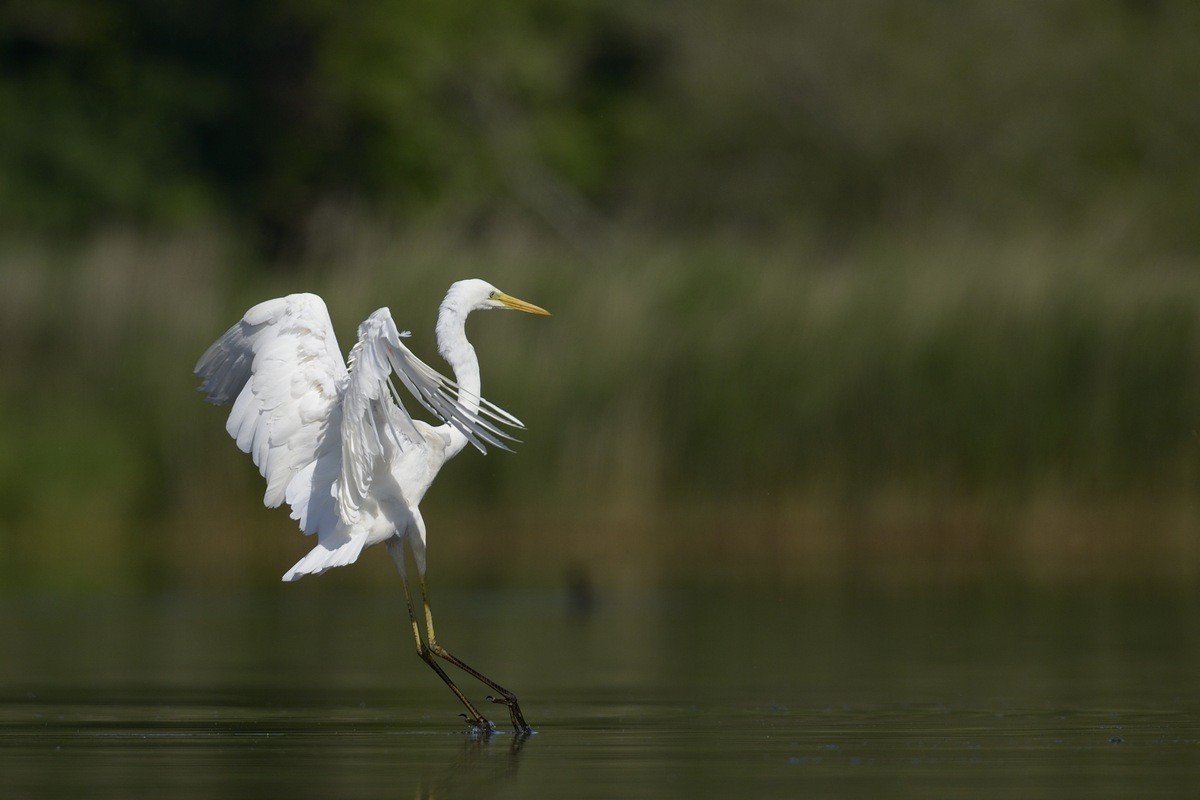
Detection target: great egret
<box><xmin>194</xmin><ymin>279</ymin><xmax>549</xmax><ymax>734</ymax></box>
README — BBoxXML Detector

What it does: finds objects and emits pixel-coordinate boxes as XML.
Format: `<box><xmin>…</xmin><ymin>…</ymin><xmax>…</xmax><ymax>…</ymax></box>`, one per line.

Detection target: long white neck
<box><xmin>435</xmin><ymin>290</ymin><xmax>481</xmax><ymax>459</ymax></box>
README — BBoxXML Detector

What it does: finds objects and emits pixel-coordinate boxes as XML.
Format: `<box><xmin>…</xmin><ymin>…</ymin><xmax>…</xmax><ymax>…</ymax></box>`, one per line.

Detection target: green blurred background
<box><xmin>3</xmin><ymin>0</ymin><xmax>1200</xmax><ymax>593</ymax></box>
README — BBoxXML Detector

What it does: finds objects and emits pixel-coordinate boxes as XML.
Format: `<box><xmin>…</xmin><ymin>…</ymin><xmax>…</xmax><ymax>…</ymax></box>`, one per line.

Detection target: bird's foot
<box><xmin>460</xmin><ymin>712</ymin><xmax>497</xmax><ymax>737</ymax></box>
<box><xmin>486</xmin><ymin>694</ymin><xmax>534</xmax><ymax>735</ymax></box>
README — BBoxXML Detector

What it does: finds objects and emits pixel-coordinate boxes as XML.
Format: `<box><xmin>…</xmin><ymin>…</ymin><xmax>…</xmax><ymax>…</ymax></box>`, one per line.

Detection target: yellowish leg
<box><xmin>399</xmin><ymin>573</ymin><xmax>494</xmax><ymax>732</ymax></box>
<box><xmin>420</xmin><ymin>574</ymin><xmax>533</xmax><ymax>734</ymax></box>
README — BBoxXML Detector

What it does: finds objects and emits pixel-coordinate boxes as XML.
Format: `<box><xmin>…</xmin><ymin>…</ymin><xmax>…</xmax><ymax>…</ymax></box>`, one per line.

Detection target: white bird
<box><xmin>194</xmin><ymin>279</ymin><xmax>549</xmax><ymax>734</ymax></box>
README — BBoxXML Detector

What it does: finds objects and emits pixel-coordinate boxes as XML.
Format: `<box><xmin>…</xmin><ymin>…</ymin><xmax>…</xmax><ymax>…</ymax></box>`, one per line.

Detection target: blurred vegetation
<box><xmin>2</xmin><ymin>1</ymin><xmax>1200</xmax><ymax>590</ymax></box>
<box><xmin>5</xmin><ymin>1</ymin><xmax>1200</xmax><ymax>251</ymax></box>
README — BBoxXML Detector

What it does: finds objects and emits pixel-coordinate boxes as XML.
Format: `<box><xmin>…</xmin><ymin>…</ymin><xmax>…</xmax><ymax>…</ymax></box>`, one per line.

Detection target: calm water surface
<box><xmin>1</xmin><ymin>583</ymin><xmax>1198</xmax><ymax>798</ymax></box>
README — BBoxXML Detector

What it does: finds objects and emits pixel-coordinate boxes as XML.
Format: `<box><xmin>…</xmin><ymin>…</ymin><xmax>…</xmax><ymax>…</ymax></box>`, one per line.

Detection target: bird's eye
<box><xmin>489</xmin><ymin>291</ymin><xmax>499</xmax><ymax>299</ymax></box>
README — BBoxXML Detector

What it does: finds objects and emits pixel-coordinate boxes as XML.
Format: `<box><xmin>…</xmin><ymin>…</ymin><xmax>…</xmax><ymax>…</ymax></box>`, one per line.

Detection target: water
<box><xmin>1</xmin><ymin>583</ymin><xmax>1198</xmax><ymax>798</ymax></box>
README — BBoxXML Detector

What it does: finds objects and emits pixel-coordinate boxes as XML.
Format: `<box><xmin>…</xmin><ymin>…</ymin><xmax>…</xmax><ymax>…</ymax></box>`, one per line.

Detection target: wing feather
<box><xmin>195</xmin><ymin>293</ymin><xmax>347</xmax><ymax>538</ymax></box>
<box><xmin>385</xmin><ymin>337</ymin><xmax>524</xmax><ymax>452</ymax></box>
<box><xmin>337</xmin><ymin>310</ymin><xmax>433</xmax><ymax>523</ymax></box>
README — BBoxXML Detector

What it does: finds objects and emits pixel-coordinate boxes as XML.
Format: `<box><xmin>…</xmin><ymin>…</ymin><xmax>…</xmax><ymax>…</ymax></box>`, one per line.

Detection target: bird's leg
<box><xmin>400</xmin><ymin>573</ymin><xmax>495</xmax><ymax>733</ymax></box>
<box><xmin>419</xmin><ymin>574</ymin><xmax>533</xmax><ymax>735</ymax></box>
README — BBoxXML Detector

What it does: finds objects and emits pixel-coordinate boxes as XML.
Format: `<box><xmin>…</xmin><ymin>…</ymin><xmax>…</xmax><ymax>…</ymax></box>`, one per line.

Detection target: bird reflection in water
<box><xmin>415</xmin><ymin>731</ymin><xmax>530</xmax><ymax>799</ymax></box>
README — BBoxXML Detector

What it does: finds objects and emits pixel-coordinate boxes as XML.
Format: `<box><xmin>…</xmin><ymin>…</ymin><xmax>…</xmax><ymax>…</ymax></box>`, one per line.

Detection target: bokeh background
<box><xmin>3</xmin><ymin>0</ymin><xmax>1200</xmax><ymax>594</ymax></box>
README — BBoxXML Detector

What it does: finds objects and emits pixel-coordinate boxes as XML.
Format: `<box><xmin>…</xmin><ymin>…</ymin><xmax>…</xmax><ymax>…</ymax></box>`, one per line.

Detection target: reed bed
<box><xmin>3</xmin><ymin>224</ymin><xmax>1199</xmax><ymax>590</ymax></box>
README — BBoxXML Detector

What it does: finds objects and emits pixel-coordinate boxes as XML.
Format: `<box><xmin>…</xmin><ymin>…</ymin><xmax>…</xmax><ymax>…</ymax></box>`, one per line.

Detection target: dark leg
<box><xmin>419</xmin><ymin>574</ymin><xmax>533</xmax><ymax>735</ymax></box>
<box><xmin>399</xmin><ymin>572</ymin><xmax>495</xmax><ymax>733</ymax></box>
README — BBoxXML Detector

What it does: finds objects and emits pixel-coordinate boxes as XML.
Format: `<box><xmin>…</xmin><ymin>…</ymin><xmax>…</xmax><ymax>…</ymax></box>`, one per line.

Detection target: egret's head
<box><xmin>450</xmin><ymin>278</ymin><xmax>551</xmax><ymax>315</ymax></box>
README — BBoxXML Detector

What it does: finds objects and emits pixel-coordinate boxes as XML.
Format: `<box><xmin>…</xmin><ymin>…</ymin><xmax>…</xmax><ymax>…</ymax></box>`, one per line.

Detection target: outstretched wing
<box><xmin>194</xmin><ymin>293</ymin><xmax>347</xmax><ymax>539</ymax></box>
<box><xmin>336</xmin><ymin>308</ymin><xmax>524</xmax><ymax>523</ymax></box>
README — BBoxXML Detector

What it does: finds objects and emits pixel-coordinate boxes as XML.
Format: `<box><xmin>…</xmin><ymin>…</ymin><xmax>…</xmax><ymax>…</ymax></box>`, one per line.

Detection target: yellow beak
<box><xmin>497</xmin><ymin>292</ymin><xmax>551</xmax><ymax>316</ymax></box>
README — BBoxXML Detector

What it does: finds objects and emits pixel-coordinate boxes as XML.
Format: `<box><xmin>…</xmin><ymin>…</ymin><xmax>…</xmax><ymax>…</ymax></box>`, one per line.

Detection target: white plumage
<box><xmin>195</xmin><ymin>280</ymin><xmax>547</xmax><ymax>734</ymax></box>
<box><xmin>194</xmin><ymin>284</ymin><xmax>535</xmax><ymax>581</ymax></box>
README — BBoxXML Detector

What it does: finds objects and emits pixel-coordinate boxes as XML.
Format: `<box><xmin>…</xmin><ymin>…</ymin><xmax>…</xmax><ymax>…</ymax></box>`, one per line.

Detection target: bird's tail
<box><xmin>282</xmin><ymin>534</ymin><xmax>368</xmax><ymax>581</ymax></box>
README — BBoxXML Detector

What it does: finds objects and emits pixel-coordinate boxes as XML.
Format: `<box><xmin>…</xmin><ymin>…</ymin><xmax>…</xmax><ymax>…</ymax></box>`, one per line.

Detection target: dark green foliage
<box><xmin>3</xmin><ymin>1</ymin><xmax>1200</xmax><ymax>252</ymax></box>
<box><xmin>0</xmin><ymin>0</ymin><xmax>667</xmax><ymax>253</ymax></box>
